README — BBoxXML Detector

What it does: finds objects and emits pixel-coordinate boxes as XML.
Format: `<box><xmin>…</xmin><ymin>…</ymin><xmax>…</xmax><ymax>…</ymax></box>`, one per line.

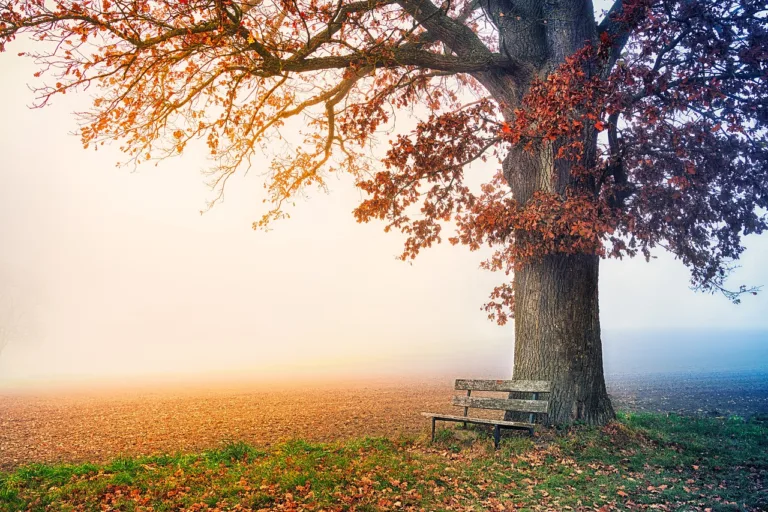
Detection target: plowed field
<box><xmin>0</xmin><ymin>380</ymin><xmax>456</xmax><ymax>470</ymax></box>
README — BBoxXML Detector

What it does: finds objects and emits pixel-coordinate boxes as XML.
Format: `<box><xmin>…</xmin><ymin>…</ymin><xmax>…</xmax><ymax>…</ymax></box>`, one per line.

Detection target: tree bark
<box><xmin>495</xmin><ymin>133</ymin><xmax>615</xmax><ymax>426</ymax></box>
<box><xmin>512</xmin><ymin>253</ymin><xmax>615</xmax><ymax>425</ymax></box>
<box><xmin>473</xmin><ymin>0</ymin><xmax>616</xmax><ymax>425</ymax></box>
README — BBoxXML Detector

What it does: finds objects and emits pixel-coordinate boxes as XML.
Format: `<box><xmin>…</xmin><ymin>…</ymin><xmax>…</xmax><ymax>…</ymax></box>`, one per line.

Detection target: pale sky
<box><xmin>0</xmin><ymin>10</ymin><xmax>766</xmax><ymax>387</ymax></box>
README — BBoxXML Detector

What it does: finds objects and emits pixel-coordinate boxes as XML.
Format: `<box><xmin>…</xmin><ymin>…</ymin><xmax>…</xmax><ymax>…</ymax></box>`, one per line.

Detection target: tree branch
<box><xmin>396</xmin><ymin>0</ymin><xmax>499</xmax><ymax>61</ymax></box>
<box><xmin>597</xmin><ymin>0</ymin><xmax>647</xmax><ymax>75</ymax></box>
<box><xmin>281</xmin><ymin>49</ymin><xmax>516</xmax><ymax>73</ymax></box>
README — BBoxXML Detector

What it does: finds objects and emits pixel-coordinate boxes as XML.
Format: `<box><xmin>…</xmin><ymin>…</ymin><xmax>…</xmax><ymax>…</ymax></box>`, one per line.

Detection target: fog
<box><xmin>1</xmin><ymin>26</ymin><xmax>767</xmax><ymax>390</ymax></box>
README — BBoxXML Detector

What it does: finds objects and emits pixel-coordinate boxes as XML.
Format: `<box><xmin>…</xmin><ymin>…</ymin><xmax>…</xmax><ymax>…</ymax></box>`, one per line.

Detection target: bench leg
<box><xmin>431</xmin><ymin>418</ymin><xmax>436</xmax><ymax>443</ymax></box>
<box><xmin>493</xmin><ymin>425</ymin><xmax>500</xmax><ymax>450</ymax></box>
<box><xmin>529</xmin><ymin>392</ymin><xmax>539</xmax><ymax>425</ymax></box>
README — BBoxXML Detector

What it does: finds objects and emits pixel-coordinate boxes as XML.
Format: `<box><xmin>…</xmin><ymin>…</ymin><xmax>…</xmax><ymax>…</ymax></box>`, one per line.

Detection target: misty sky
<box><xmin>1</xmin><ymin>6</ymin><xmax>767</xmax><ymax>387</ymax></box>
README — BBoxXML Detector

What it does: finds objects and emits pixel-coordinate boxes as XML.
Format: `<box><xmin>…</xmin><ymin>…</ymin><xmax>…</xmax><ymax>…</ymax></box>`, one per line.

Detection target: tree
<box><xmin>1</xmin><ymin>0</ymin><xmax>765</xmax><ymax>424</ymax></box>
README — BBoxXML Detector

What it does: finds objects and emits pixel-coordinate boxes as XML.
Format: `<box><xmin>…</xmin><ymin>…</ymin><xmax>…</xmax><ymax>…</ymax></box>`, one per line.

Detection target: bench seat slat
<box><xmin>421</xmin><ymin>412</ymin><xmax>535</xmax><ymax>430</ymax></box>
<box><xmin>455</xmin><ymin>379</ymin><xmax>551</xmax><ymax>393</ymax></box>
<box><xmin>451</xmin><ymin>395</ymin><xmax>548</xmax><ymax>414</ymax></box>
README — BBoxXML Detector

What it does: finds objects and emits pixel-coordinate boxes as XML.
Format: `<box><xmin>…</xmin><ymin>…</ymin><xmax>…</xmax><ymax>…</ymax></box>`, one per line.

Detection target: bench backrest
<box><xmin>452</xmin><ymin>379</ymin><xmax>551</xmax><ymax>416</ymax></box>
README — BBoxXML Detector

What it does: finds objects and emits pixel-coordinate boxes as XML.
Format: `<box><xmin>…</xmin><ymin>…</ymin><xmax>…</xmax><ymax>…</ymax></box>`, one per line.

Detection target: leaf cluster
<box><xmin>1</xmin><ymin>0</ymin><xmax>766</xmax><ymax>319</ymax></box>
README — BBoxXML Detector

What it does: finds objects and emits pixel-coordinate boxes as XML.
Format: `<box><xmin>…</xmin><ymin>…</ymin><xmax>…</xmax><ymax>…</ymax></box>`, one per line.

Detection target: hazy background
<box><xmin>1</xmin><ymin>17</ymin><xmax>767</xmax><ymax>390</ymax></box>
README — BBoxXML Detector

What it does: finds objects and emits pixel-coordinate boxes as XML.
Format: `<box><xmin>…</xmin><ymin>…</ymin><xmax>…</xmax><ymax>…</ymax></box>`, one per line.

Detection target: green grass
<box><xmin>1</xmin><ymin>413</ymin><xmax>765</xmax><ymax>511</ymax></box>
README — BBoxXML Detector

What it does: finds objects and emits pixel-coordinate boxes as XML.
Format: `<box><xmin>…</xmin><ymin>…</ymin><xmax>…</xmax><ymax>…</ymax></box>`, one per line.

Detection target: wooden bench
<box><xmin>422</xmin><ymin>379</ymin><xmax>551</xmax><ymax>449</ymax></box>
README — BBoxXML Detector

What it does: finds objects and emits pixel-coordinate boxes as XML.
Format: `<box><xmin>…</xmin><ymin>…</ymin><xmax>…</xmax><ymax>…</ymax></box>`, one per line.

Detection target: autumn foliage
<box><xmin>1</xmin><ymin>0</ymin><xmax>767</xmax><ymax>325</ymax></box>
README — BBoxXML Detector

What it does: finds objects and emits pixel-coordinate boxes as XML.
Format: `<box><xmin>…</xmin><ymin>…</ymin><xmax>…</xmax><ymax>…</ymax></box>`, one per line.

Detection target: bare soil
<box><xmin>606</xmin><ymin>370</ymin><xmax>768</xmax><ymax>419</ymax></box>
<box><xmin>0</xmin><ymin>379</ymin><xmax>456</xmax><ymax>470</ymax></box>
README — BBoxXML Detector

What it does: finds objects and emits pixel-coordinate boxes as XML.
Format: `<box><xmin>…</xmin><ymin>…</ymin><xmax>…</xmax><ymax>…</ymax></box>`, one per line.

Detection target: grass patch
<box><xmin>1</xmin><ymin>413</ymin><xmax>765</xmax><ymax>511</ymax></box>
<box><xmin>204</xmin><ymin>440</ymin><xmax>265</xmax><ymax>466</ymax></box>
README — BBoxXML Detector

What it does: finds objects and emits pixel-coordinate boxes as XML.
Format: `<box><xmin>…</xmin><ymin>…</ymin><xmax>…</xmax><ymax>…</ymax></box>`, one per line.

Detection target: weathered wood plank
<box><xmin>454</xmin><ymin>379</ymin><xmax>551</xmax><ymax>393</ymax></box>
<box><xmin>452</xmin><ymin>395</ymin><xmax>549</xmax><ymax>414</ymax></box>
<box><xmin>420</xmin><ymin>412</ymin><xmax>535</xmax><ymax>429</ymax></box>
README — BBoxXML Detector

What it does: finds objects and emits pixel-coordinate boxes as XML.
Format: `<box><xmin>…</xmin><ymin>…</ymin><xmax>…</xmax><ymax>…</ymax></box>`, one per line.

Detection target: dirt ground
<box><xmin>2</xmin><ymin>372</ymin><xmax>767</xmax><ymax>470</ymax></box>
<box><xmin>0</xmin><ymin>379</ymin><xmax>458</xmax><ymax>470</ymax></box>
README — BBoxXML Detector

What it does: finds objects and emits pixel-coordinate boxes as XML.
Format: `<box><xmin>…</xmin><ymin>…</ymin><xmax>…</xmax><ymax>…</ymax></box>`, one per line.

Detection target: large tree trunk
<box><xmin>512</xmin><ymin>253</ymin><xmax>615</xmax><ymax>425</ymax></box>
<box><xmin>473</xmin><ymin>0</ymin><xmax>615</xmax><ymax>425</ymax></box>
<box><xmin>500</xmin><ymin>141</ymin><xmax>615</xmax><ymax>425</ymax></box>
<box><xmin>500</xmin><ymin>143</ymin><xmax>616</xmax><ymax>425</ymax></box>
